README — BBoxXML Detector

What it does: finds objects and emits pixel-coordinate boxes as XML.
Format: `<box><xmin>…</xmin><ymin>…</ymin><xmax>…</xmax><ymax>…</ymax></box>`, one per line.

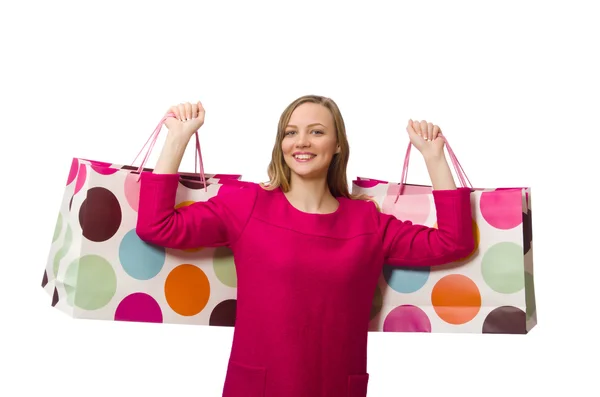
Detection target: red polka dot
<box><xmin>74</xmin><ymin>164</ymin><xmax>87</xmax><ymax>195</ymax></box>
<box><xmin>115</xmin><ymin>293</ymin><xmax>163</xmax><ymax>323</ymax></box>
<box><xmin>383</xmin><ymin>305</ymin><xmax>431</xmax><ymax>332</ymax></box>
<box><xmin>480</xmin><ymin>189</ymin><xmax>523</xmax><ymax>230</ymax></box>
<box><xmin>67</xmin><ymin>158</ymin><xmax>79</xmax><ymax>185</ymax></box>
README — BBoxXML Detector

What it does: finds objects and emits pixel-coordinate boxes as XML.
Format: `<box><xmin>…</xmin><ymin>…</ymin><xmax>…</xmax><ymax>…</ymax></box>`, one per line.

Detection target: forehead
<box><xmin>288</xmin><ymin>102</ymin><xmax>333</xmax><ymax>126</ymax></box>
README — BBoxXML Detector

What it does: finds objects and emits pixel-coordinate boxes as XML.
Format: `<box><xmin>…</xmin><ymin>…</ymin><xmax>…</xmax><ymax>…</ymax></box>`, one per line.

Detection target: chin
<box><xmin>285</xmin><ymin>157</ymin><xmax>329</xmax><ymax>180</ymax></box>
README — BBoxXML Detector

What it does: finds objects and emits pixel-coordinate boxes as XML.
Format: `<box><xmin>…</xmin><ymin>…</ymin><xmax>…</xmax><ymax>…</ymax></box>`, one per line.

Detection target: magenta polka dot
<box><xmin>74</xmin><ymin>164</ymin><xmax>87</xmax><ymax>195</ymax></box>
<box><xmin>382</xmin><ymin>185</ymin><xmax>431</xmax><ymax>225</ymax></box>
<box><xmin>480</xmin><ymin>189</ymin><xmax>523</xmax><ymax>229</ymax></box>
<box><xmin>383</xmin><ymin>305</ymin><xmax>431</xmax><ymax>332</ymax></box>
<box><xmin>90</xmin><ymin>160</ymin><xmax>119</xmax><ymax>175</ymax></box>
<box><xmin>124</xmin><ymin>173</ymin><xmax>141</xmax><ymax>211</ymax></box>
<box><xmin>114</xmin><ymin>293</ymin><xmax>163</xmax><ymax>323</ymax></box>
<box><xmin>67</xmin><ymin>158</ymin><xmax>78</xmax><ymax>185</ymax></box>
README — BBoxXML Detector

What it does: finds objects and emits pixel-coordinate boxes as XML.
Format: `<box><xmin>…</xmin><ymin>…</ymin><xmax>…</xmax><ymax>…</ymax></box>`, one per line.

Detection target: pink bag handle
<box><xmin>130</xmin><ymin>112</ymin><xmax>207</xmax><ymax>191</ymax></box>
<box><xmin>395</xmin><ymin>134</ymin><xmax>472</xmax><ymax>203</ymax></box>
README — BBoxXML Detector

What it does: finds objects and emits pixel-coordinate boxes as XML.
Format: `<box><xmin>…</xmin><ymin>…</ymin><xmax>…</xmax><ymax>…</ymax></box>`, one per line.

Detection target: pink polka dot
<box><xmin>74</xmin><ymin>164</ymin><xmax>87</xmax><ymax>195</ymax></box>
<box><xmin>114</xmin><ymin>293</ymin><xmax>163</xmax><ymax>323</ymax></box>
<box><xmin>480</xmin><ymin>189</ymin><xmax>523</xmax><ymax>229</ymax></box>
<box><xmin>382</xmin><ymin>184</ymin><xmax>431</xmax><ymax>225</ymax></box>
<box><xmin>383</xmin><ymin>305</ymin><xmax>431</xmax><ymax>332</ymax></box>
<box><xmin>90</xmin><ymin>160</ymin><xmax>119</xmax><ymax>175</ymax></box>
<box><xmin>67</xmin><ymin>158</ymin><xmax>78</xmax><ymax>185</ymax></box>
<box><xmin>124</xmin><ymin>172</ymin><xmax>141</xmax><ymax>212</ymax></box>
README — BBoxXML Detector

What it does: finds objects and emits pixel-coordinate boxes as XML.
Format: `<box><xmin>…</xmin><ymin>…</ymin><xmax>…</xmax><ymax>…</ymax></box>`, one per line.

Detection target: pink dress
<box><xmin>136</xmin><ymin>172</ymin><xmax>474</xmax><ymax>397</ymax></box>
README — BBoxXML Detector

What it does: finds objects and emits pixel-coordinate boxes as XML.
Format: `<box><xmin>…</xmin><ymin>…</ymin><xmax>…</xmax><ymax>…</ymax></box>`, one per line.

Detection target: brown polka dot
<box><xmin>120</xmin><ymin>165</ymin><xmax>154</xmax><ymax>173</ymax></box>
<box><xmin>78</xmin><ymin>187</ymin><xmax>122</xmax><ymax>242</ymax></box>
<box><xmin>179</xmin><ymin>174</ymin><xmax>208</xmax><ymax>190</ymax></box>
<box><xmin>52</xmin><ymin>287</ymin><xmax>59</xmax><ymax>307</ymax></box>
<box><xmin>482</xmin><ymin>306</ymin><xmax>527</xmax><ymax>334</ymax></box>
<box><xmin>209</xmin><ymin>299</ymin><xmax>237</xmax><ymax>327</ymax></box>
<box><xmin>69</xmin><ymin>195</ymin><xmax>74</xmax><ymax>211</ymax></box>
<box><xmin>523</xmin><ymin>209</ymin><xmax>532</xmax><ymax>254</ymax></box>
<box><xmin>41</xmin><ymin>270</ymin><xmax>48</xmax><ymax>288</ymax></box>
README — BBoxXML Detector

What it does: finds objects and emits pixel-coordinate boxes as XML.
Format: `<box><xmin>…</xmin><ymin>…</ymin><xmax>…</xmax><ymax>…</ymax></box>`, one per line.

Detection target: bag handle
<box><xmin>395</xmin><ymin>134</ymin><xmax>472</xmax><ymax>203</ymax></box>
<box><xmin>130</xmin><ymin>112</ymin><xmax>207</xmax><ymax>191</ymax></box>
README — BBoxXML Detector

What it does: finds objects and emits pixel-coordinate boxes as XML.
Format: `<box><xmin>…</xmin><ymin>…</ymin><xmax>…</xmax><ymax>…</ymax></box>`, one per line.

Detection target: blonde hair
<box><xmin>261</xmin><ymin>94</ymin><xmax>379</xmax><ymax>210</ymax></box>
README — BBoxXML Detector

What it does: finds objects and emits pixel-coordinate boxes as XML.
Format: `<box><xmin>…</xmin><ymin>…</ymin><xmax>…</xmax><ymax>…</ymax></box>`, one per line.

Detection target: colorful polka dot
<box><xmin>53</xmin><ymin>224</ymin><xmax>72</xmax><ymax>277</ymax></box>
<box><xmin>90</xmin><ymin>161</ymin><xmax>119</xmax><ymax>175</ymax></box>
<box><xmin>52</xmin><ymin>213</ymin><xmax>62</xmax><ymax>243</ymax></box>
<box><xmin>41</xmin><ymin>270</ymin><xmax>48</xmax><ymax>288</ymax></box>
<box><xmin>370</xmin><ymin>286</ymin><xmax>383</xmax><ymax>321</ymax></box>
<box><xmin>382</xmin><ymin>190</ymin><xmax>431</xmax><ymax>225</ymax></box>
<box><xmin>115</xmin><ymin>293</ymin><xmax>163</xmax><ymax>323</ymax></box>
<box><xmin>74</xmin><ymin>163</ymin><xmax>87</xmax><ymax>195</ymax></box>
<box><xmin>66</xmin><ymin>158</ymin><xmax>78</xmax><ymax>185</ymax></box>
<box><xmin>482</xmin><ymin>306</ymin><xmax>526</xmax><ymax>334</ymax></box>
<box><xmin>383</xmin><ymin>264</ymin><xmax>429</xmax><ymax>293</ymax></box>
<box><xmin>481</xmin><ymin>242</ymin><xmax>524</xmax><ymax>294</ymax></box>
<box><xmin>124</xmin><ymin>172</ymin><xmax>141</xmax><ymax>212</ymax></box>
<box><xmin>480</xmin><ymin>189</ymin><xmax>523</xmax><ymax>229</ymax></box>
<box><xmin>79</xmin><ymin>187</ymin><xmax>122</xmax><ymax>242</ymax></box>
<box><xmin>119</xmin><ymin>229</ymin><xmax>166</xmax><ymax>280</ymax></box>
<box><xmin>165</xmin><ymin>264</ymin><xmax>210</xmax><ymax>316</ymax></box>
<box><xmin>52</xmin><ymin>287</ymin><xmax>59</xmax><ymax>306</ymax></box>
<box><xmin>383</xmin><ymin>305</ymin><xmax>431</xmax><ymax>332</ymax></box>
<box><xmin>213</xmin><ymin>247</ymin><xmax>237</xmax><ymax>288</ymax></box>
<box><xmin>431</xmin><ymin>274</ymin><xmax>481</xmax><ymax>325</ymax></box>
<box><xmin>210</xmin><ymin>299</ymin><xmax>237</xmax><ymax>326</ymax></box>
<box><xmin>64</xmin><ymin>255</ymin><xmax>117</xmax><ymax>310</ymax></box>
<box><xmin>523</xmin><ymin>209</ymin><xmax>532</xmax><ymax>254</ymax></box>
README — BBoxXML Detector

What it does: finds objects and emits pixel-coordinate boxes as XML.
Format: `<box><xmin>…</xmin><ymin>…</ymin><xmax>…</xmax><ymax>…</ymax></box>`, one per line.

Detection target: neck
<box><xmin>284</xmin><ymin>174</ymin><xmax>338</xmax><ymax>214</ymax></box>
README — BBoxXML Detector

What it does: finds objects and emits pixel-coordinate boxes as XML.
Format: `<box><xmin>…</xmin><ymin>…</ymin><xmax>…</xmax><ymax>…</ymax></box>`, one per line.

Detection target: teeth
<box><xmin>294</xmin><ymin>154</ymin><xmax>314</xmax><ymax>160</ymax></box>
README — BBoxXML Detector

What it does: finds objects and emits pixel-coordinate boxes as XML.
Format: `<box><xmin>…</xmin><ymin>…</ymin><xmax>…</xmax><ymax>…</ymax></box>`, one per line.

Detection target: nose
<box><xmin>295</xmin><ymin>130</ymin><xmax>310</xmax><ymax>147</ymax></box>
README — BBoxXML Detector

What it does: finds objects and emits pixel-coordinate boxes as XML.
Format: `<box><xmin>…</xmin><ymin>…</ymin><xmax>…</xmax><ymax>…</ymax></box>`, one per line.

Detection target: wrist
<box><xmin>423</xmin><ymin>151</ymin><xmax>446</xmax><ymax>165</ymax></box>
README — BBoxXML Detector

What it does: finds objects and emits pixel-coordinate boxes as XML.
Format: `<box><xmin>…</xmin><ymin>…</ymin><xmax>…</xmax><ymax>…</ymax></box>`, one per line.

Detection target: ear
<box><xmin>335</xmin><ymin>144</ymin><xmax>341</xmax><ymax>154</ymax></box>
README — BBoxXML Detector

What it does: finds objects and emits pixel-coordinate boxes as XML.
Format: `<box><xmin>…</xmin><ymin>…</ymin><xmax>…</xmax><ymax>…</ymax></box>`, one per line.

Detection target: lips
<box><xmin>293</xmin><ymin>153</ymin><xmax>316</xmax><ymax>161</ymax></box>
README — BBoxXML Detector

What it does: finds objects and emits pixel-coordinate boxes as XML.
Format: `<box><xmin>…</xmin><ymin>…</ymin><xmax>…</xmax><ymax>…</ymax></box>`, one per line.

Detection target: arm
<box><xmin>377</xmin><ymin>187</ymin><xmax>474</xmax><ymax>267</ymax></box>
<box><xmin>135</xmin><ymin>101</ymin><xmax>256</xmax><ymax>249</ymax></box>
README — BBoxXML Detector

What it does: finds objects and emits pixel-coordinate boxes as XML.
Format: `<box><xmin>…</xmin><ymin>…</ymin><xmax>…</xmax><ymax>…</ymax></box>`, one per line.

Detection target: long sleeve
<box><xmin>376</xmin><ymin>187</ymin><xmax>474</xmax><ymax>267</ymax></box>
<box><xmin>135</xmin><ymin>171</ymin><xmax>258</xmax><ymax>250</ymax></box>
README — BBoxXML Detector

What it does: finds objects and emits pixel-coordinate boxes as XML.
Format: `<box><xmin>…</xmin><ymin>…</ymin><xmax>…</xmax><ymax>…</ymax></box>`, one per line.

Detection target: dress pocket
<box><xmin>222</xmin><ymin>360</ymin><xmax>267</xmax><ymax>397</ymax></box>
<box><xmin>347</xmin><ymin>373</ymin><xmax>370</xmax><ymax>397</ymax></box>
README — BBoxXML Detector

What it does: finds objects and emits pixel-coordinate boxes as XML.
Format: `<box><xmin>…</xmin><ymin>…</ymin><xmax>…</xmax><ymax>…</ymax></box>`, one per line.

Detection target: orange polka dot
<box><xmin>431</xmin><ymin>274</ymin><xmax>481</xmax><ymax>325</ymax></box>
<box><xmin>164</xmin><ymin>264</ymin><xmax>210</xmax><ymax>316</ymax></box>
<box><xmin>174</xmin><ymin>201</ymin><xmax>204</xmax><ymax>252</ymax></box>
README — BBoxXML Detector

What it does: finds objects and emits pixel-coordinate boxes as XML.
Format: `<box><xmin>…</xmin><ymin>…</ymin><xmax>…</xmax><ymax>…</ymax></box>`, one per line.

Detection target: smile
<box><xmin>293</xmin><ymin>154</ymin><xmax>316</xmax><ymax>162</ymax></box>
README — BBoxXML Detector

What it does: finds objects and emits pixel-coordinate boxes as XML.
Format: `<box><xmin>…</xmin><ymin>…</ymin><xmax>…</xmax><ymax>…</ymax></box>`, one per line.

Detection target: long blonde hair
<box><xmin>261</xmin><ymin>94</ymin><xmax>379</xmax><ymax>209</ymax></box>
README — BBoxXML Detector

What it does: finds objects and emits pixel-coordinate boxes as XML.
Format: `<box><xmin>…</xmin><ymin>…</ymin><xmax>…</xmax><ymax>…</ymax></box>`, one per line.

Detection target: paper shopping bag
<box><xmin>353</xmin><ymin>140</ymin><xmax>536</xmax><ymax>334</ymax></box>
<box><xmin>41</xmin><ymin>114</ymin><xmax>246</xmax><ymax>327</ymax></box>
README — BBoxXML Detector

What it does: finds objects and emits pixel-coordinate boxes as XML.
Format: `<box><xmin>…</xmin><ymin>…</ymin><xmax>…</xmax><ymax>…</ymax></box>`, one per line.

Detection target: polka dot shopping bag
<box><xmin>41</xmin><ymin>114</ymin><xmax>246</xmax><ymax>327</ymax></box>
<box><xmin>352</xmin><ymin>138</ymin><xmax>536</xmax><ymax>334</ymax></box>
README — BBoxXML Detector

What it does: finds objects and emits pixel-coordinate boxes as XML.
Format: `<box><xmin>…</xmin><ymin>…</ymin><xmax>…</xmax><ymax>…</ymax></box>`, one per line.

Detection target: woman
<box><xmin>136</xmin><ymin>95</ymin><xmax>474</xmax><ymax>397</ymax></box>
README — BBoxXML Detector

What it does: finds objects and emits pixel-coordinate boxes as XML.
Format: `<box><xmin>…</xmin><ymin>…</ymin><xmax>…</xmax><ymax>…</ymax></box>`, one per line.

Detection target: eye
<box><xmin>284</xmin><ymin>130</ymin><xmax>296</xmax><ymax>136</ymax></box>
<box><xmin>312</xmin><ymin>130</ymin><xmax>324</xmax><ymax>135</ymax></box>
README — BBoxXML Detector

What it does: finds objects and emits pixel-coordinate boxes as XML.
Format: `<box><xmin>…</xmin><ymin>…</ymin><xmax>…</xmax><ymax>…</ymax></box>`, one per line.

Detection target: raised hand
<box><xmin>165</xmin><ymin>101</ymin><xmax>206</xmax><ymax>139</ymax></box>
<box><xmin>406</xmin><ymin>119</ymin><xmax>445</xmax><ymax>160</ymax></box>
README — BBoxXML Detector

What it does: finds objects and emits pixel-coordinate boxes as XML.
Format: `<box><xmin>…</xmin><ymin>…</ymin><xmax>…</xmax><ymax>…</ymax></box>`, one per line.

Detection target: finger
<box><xmin>427</xmin><ymin>122</ymin><xmax>434</xmax><ymax>141</ymax></box>
<box><xmin>185</xmin><ymin>102</ymin><xmax>192</xmax><ymax>121</ymax></box>
<box><xmin>171</xmin><ymin>106</ymin><xmax>181</xmax><ymax>121</ymax></box>
<box><xmin>432</xmin><ymin>125</ymin><xmax>440</xmax><ymax>140</ymax></box>
<box><xmin>192</xmin><ymin>103</ymin><xmax>198</xmax><ymax>119</ymax></box>
<box><xmin>177</xmin><ymin>104</ymin><xmax>186</xmax><ymax>121</ymax></box>
<box><xmin>407</xmin><ymin>119</ymin><xmax>418</xmax><ymax>136</ymax></box>
<box><xmin>420</xmin><ymin>120</ymin><xmax>428</xmax><ymax>140</ymax></box>
<box><xmin>197</xmin><ymin>101</ymin><xmax>205</xmax><ymax>115</ymax></box>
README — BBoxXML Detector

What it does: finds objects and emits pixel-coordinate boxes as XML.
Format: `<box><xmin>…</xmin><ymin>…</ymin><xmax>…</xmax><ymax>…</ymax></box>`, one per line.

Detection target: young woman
<box><xmin>136</xmin><ymin>95</ymin><xmax>474</xmax><ymax>397</ymax></box>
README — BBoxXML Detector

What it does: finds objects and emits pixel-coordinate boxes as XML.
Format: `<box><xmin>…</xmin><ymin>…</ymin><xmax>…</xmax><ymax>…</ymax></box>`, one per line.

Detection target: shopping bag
<box><xmin>41</xmin><ymin>114</ymin><xmax>247</xmax><ymax>327</ymax></box>
<box><xmin>353</xmin><ymin>138</ymin><xmax>536</xmax><ymax>334</ymax></box>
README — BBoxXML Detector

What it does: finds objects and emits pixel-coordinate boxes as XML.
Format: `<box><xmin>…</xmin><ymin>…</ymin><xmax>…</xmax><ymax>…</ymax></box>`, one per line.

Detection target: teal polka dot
<box><xmin>383</xmin><ymin>264</ymin><xmax>430</xmax><ymax>293</ymax></box>
<box><xmin>119</xmin><ymin>229</ymin><xmax>166</xmax><ymax>280</ymax></box>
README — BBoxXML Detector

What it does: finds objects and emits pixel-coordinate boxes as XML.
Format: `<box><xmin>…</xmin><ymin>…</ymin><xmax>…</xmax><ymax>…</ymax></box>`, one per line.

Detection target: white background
<box><xmin>2</xmin><ymin>0</ymin><xmax>598</xmax><ymax>396</ymax></box>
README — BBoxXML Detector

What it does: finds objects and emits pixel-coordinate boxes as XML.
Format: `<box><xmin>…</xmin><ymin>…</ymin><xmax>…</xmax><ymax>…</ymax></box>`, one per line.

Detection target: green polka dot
<box><xmin>52</xmin><ymin>213</ymin><xmax>63</xmax><ymax>243</ymax></box>
<box><xmin>53</xmin><ymin>224</ymin><xmax>72</xmax><ymax>277</ymax></box>
<box><xmin>213</xmin><ymin>247</ymin><xmax>237</xmax><ymax>287</ymax></box>
<box><xmin>481</xmin><ymin>242</ymin><xmax>524</xmax><ymax>294</ymax></box>
<box><xmin>525</xmin><ymin>271</ymin><xmax>536</xmax><ymax>320</ymax></box>
<box><xmin>370</xmin><ymin>286</ymin><xmax>383</xmax><ymax>320</ymax></box>
<box><xmin>64</xmin><ymin>255</ymin><xmax>117</xmax><ymax>310</ymax></box>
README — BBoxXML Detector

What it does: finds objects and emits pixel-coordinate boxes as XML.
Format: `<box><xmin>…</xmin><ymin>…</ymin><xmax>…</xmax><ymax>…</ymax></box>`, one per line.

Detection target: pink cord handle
<box><xmin>130</xmin><ymin>112</ymin><xmax>207</xmax><ymax>191</ymax></box>
<box><xmin>395</xmin><ymin>134</ymin><xmax>472</xmax><ymax>203</ymax></box>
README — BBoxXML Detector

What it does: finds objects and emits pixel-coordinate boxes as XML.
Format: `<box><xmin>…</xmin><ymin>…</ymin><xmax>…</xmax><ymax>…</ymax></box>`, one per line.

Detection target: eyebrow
<box><xmin>286</xmin><ymin>123</ymin><xmax>327</xmax><ymax>128</ymax></box>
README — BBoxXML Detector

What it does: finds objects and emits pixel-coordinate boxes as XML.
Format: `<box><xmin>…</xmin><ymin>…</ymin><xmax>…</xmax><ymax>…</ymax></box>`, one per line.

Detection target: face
<box><xmin>282</xmin><ymin>102</ymin><xmax>340</xmax><ymax>181</ymax></box>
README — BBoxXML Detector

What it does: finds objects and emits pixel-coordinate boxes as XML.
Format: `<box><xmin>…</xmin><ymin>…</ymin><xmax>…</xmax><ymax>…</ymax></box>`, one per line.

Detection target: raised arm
<box><xmin>377</xmin><ymin>119</ymin><xmax>475</xmax><ymax>266</ymax></box>
<box><xmin>135</xmin><ymin>101</ymin><xmax>257</xmax><ymax>250</ymax></box>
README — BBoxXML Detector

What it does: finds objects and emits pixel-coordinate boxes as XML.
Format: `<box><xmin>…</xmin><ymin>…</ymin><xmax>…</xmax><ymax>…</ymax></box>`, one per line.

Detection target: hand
<box><xmin>407</xmin><ymin>119</ymin><xmax>445</xmax><ymax>159</ymax></box>
<box><xmin>164</xmin><ymin>101</ymin><xmax>206</xmax><ymax>139</ymax></box>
